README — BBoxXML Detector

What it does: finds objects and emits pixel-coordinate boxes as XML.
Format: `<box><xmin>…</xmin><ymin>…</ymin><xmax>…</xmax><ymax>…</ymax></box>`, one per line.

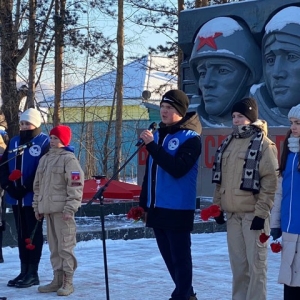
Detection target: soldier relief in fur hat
<box><xmin>160</xmin><ymin>90</ymin><xmax>189</xmax><ymax>117</ymax></box>
<box><xmin>231</xmin><ymin>98</ymin><xmax>258</xmax><ymax>123</ymax></box>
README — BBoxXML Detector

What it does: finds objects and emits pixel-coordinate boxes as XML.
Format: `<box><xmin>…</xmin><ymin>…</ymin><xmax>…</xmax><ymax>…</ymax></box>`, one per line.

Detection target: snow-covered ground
<box><xmin>0</xmin><ymin>232</ymin><xmax>283</xmax><ymax>300</ymax></box>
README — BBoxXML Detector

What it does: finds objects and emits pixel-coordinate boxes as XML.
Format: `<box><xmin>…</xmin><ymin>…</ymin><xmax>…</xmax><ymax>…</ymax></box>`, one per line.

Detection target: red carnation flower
<box><xmin>200</xmin><ymin>208</ymin><xmax>211</xmax><ymax>221</ymax></box>
<box><xmin>8</xmin><ymin>169</ymin><xmax>22</xmax><ymax>181</ymax></box>
<box><xmin>24</xmin><ymin>220</ymin><xmax>40</xmax><ymax>251</ymax></box>
<box><xmin>200</xmin><ymin>205</ymin><xmax>221</xmax><ymax>221</ymax></box>
<box><xmin>270</xmin><ymin>241</ymin><xmax>282</xmax><ymax>253</ymax></box>
<box><xmin>25</xmin><ymin>238</ymin><xmax>32</xmax><ymax>245</ymax></box>
<box><xmin>127</xmin><ymin>206</ymin><xmax>145</xmax><ymax>222</ymax></box>
<box><xmin>26</xmin><ymin>244</ymin><xmax>35</xmax><ymax>250</ymax></box>
<box><xmin>259</xmin><ymin>233</ymin><xmax>270</xmax><ymax>243</ymax></box>
<box><xmin>208</xmin><ymin>205</ymin><xmax>221</xmax><ymax>217</ymax></box>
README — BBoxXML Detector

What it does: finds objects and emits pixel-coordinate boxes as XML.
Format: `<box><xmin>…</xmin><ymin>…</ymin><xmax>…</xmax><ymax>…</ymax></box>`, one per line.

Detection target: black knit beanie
<box><xmin>231</xmin><ymin>98</ymin><xmax>258</xmax><ymax>123</ymax></box>
<box><xmin>160</xmin><ymin>90</ymin><xmax>189</xmax><ymax>117</ymax></box>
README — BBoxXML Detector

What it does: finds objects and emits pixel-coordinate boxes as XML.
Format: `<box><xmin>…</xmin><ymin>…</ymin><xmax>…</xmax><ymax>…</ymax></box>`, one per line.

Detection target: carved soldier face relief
<box><xmin>189</xmin><ymin>16</ymin><xmax>261</xmax><ymax>122</ymax></box>
<box><xmin>263</xmin><ymin>34</ymin><xmax>300</xmax><ymax>109</ymax></box>
<box><xmin>262</xmin><ymin>6</ymin><xmax>300</xmax><ymax>114</ymax></box>
<box><xmin>197</xmin><ymin>57</ymin><xmax>249</xmax><ymax>116</ymax></box>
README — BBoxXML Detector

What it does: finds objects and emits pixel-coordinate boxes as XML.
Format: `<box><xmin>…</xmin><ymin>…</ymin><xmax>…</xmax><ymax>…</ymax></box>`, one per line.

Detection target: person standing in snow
<box><xmin>33</xmin><ymin>125</ymin><xmax>84</xmax><ymax>296</ymax></box>
<box><xmin>0</xmin><ymin>108</ymin><xmax>50</xmax><ymax>288</ymax></box>
<box><xmin>139</xmin><ymin>90</ymin><xmax>202</xmax><ymax>300</ymax></box>
<box><xmin>270</xmin><ymin>104</ymin><xmax>300</xmax><ymax>300</ymax></box>
<box><xmin>212</xmin><ymin>98</ymin><xmax>278</xmax><ymax>300</ymax></box>
<box><xmin>0</xmin><ymin>128</ymin><xmax>8</xmax><ymax>263</ymax></box>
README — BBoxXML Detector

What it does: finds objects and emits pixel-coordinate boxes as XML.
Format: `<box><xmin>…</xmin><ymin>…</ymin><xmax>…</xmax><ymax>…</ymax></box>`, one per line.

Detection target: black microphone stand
<box><xmin>0</xmin><ymin>150</ymin><xmax>25</xmax><ymax>168</ymax></box>
<box><xmin>85</xmin><ymin>141</ymin><xmax>148</xmax><ymax>300</ymax></box>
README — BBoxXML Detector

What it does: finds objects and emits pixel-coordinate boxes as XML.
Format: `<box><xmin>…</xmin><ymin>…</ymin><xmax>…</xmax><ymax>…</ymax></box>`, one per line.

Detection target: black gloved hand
<box><xmin>214</xmin><ymin>211</ymin><xmax>226</xmax><ymax>225</ymax></box>
<box><xmin>270</xmin><ymin>228</ymin><xmax>282</xmax><ymax>240</ymax></box>
<box><xmin>6</xmin><ymin>184</ymin><xmax>27</xmax><ymax>200</ymax></box>
<box><xmin>0</xmin><ymin>220</ymin><xmax>5</xmax><ymax>231</ymax></box>
<box><xmin>250</xmin><ymin>216</ymin><xmax>265</xmax><ymax>230</ymax></box>
<box><xmin>1</xmin><ymin>180</ymin><xmax>10</xmax><ymax>191</ymax></box>
<box><xmin>22</xmin><ymin>174</ymin><xmax>35</xmax><ymax>192</ymax></box>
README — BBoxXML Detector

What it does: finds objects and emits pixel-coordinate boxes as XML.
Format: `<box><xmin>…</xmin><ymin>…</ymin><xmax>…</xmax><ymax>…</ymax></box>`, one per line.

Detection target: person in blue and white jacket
<box><xmin>271</xmin><ymin>103</ymin><xmax>300</xmax><ymax>300</ymax></box>
<box><xmin>0</xmin><ymin>108</ymin><xmax>50</xmax><ymax>289</ymax></box>
<box><xmin>139</xmin><ymin>90</ymin><xmax>202</xmax><ymax>300</ymax></box>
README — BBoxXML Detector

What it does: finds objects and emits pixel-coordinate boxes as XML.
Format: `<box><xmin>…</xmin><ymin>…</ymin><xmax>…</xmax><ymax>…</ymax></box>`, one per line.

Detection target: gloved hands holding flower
<box><xmin>5</xmin><ymin>183</ymin><xmax>27</xmax><ymax>200</ymax></box>
<box><xmin>214</xmin><ymin>211</ymin><xmax>226</xmax><ymax>225</ymax></box>
<box><xmin>259</xmin><ymin>230</ymin><xmax>282</xmax><ymax>253</ymax></box>
<box><xmin>4</xmin><ymin>169</ymin><xmax>28</xmax><ymax>200</ymax></box>
<box><xmin>200</xmin><ymin>204</ymin><xmax>225</xmax><ymax>224</ymax></box>
<box><xmin>270</xmin><ymin>228</ymin><xmax>282</xmax><ymax>240</ymax></box>
<box><xmin>8</xmin><ymin>169</ymin><xmax>22</xmax><ymax>181</ymax></box>
<box><xmin>127</xmin><ymin>206</ymin><xmax>145</xmax><ymax>222</ymax></box>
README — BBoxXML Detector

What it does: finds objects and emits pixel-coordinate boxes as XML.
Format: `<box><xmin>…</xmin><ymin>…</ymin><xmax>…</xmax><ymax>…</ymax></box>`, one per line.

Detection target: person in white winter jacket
<box><xmin>270</xmin><ymin>103</ymin><xmax>300</xmax><ymax>300</ymax></box>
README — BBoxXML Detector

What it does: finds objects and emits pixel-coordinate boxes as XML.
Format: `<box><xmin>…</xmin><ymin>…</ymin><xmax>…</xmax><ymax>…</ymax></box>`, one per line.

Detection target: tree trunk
<box><xmin>27</xmin><ymin>0</ymin><xmax>37</xmax><ymax>109</ymax></box>
<box><xmin>103</xmin><ymin>89</ymin><xmax>116</xmax><ymax>177</ymax></box>
<box><xmin>53</xmin><ymin>0</ymin><xmax>65</xmax><ymax>126</ymax></box>
<box><xmin>85</xmin><ymin>122</ymin><xmax>96</xmax><ymax>178</ymax></box>
<box><xmin>113</xmin><ymin>0</ymin><xmax>124</xmax><ymax>179</ymax></box>
<box><xmin>178</xmin><ymin>0</ymin><xmax>185</xmax><ymax>88</ymax></box>
<box><xmin>0</xmin><ymin>0</ymin><xmax>28</xmax><ymax>136</ymax></box>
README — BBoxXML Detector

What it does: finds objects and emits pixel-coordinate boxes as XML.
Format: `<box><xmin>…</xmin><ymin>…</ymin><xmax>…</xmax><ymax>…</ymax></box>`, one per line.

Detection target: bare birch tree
<box><xmin>27</xmin><ymin>0</ymin><xmax>37</xmax><ymax>109</ymax></box>
<box><xmin>113</xmin><ymin>0</ymin><xmax>124</xmax><ymax>178</ymax></box>
<box><xmin>53</xmin><ymin>0</ymin><xmax>65</xmax><ymax>126</ymax></box>
<box><xmin>0</xmin><ymin>0</ymin><xmax>29</xmax><ymax>136</ymax></box>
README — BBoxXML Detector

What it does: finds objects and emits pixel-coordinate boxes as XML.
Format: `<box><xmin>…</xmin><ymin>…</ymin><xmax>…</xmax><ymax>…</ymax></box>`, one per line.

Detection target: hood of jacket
<box><xmin>251</xmin><ymin>119</ymin><xmax>268</xmax><ymax>135</ymax></box>
<box><xmin>47</xmin><ymin>147</ymin><xmax>74</xmax><ymax>157</ymax></box>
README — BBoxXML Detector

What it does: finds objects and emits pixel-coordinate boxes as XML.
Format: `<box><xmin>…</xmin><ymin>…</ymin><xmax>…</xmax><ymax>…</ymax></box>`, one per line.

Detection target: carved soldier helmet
<box><xmin>189</xmin><ymin>17</ymin><xmax>262</xmax><ymax>85</ymax></box>
<box><xmin>262</xmin><ymin>6</ymin><xmax>300</xmax><ymax>48</ymax></box>
<box><xmin>262</xmin><ymin>6</ymin><xmax>300</xmax><ymax>109</ymax></box>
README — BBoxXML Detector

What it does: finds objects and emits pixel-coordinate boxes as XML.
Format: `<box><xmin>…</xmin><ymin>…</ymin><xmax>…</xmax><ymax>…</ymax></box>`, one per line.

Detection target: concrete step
<box><xmin>75</xmin><ymin>213</ymin><xmax>226</xmax><ymax>242</ymax></box>
<box><xmin>3</xmin><ymin>198</ymin><xmax>226</xmax><ymax>246</ymax></box>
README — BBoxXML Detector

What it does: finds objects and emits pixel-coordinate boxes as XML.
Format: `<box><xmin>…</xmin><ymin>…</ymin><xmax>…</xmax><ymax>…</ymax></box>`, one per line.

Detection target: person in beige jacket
<box><xmin>212</xmin><ymin>98</ymin><xmax>278</xmax><ymax>300</ymax></box>
<box><xmin>32</xmin><ymin>125</ymin><xmax>84</xmax><ymax>297</ymax></box>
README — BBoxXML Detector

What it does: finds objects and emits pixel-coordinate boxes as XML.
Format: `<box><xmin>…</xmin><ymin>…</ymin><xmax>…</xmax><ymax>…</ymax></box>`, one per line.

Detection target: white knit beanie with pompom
<box><xmin>288</xmin><ymin>104</ymin><xmax>300</xmax><ymax>120</ymax></box>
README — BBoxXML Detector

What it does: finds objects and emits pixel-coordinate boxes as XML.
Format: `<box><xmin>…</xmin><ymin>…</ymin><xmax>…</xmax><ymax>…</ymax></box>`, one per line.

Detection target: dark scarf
<box><xmin>212</xmin><ymin>124</ymin><xmax>264</xmax><ymax>194</ymax></box>
<box><xmin>19</xmin><ymin>127</ymin><xmax>41</xmax><ymax>144</ymax></box>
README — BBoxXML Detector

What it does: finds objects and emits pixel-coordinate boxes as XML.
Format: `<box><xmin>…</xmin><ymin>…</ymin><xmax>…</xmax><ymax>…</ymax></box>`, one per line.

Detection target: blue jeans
<box><xmin>153</xmin><ymin>228</ymin><xmax>194</xmax><ymax>300</ymax></box>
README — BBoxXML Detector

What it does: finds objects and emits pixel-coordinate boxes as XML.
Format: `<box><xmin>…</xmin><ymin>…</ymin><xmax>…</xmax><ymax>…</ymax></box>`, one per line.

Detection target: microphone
<box><xmin>9</xmin><ymin>142</ymin><xmax>35</xmax><ymax>153</ymax></box>
<box><xmin>136</xmin><ymin>122</ymin><xmax>157</xmax><ymax>146</ymax></box>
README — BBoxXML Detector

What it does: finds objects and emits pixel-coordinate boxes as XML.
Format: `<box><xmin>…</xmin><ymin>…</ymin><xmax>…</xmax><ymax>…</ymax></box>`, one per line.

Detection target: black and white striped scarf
<box><xmin>212</xmin><ymin>125</ymin><xmax>264</xmax><ymax>194</ymax></box>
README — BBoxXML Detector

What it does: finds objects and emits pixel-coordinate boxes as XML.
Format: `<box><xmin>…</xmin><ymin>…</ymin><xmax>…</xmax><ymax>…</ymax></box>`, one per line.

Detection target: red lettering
<box><xmin>275</xmin><ymin>135</ymin><xmax>285</xmax><ymax>161</ymax></box>
<box><xmin>204</xmin><ymin>135</ymin><xmax>228</xmax><ymax>168</ymax></box>
<box><xmin>138</xmin><ymin>147</ymin><xmax>148</xmax><ymax>165</ymax></box>
<box><xmin>205</xmin><ymin>136</ymin><xmax>215</xmax><ymax>168</ymax></box>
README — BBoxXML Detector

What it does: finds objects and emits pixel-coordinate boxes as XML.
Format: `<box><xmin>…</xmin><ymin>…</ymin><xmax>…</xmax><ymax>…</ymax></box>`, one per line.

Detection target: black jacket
<box><xmin>139</xmin><ymin>112</ymin><xmax>202</xmax><ymax>231</ymax></box>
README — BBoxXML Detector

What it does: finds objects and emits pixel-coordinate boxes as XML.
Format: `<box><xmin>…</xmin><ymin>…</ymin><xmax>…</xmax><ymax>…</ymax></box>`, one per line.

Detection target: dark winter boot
<box><xmin>38</xmin><ymin>270</ymin><xmax>63</xmax><ymax>293</ymax></box>
<box><xmin>15</xmin><ymin>263</ymin><xmax>39</xmax><ymax>288</ymax></box>
<box><xmin>284</xmin><ymin>284</ymin><xmax>300</xmax><ymax>300</ymax></box>
<box><xmin>7</xmin><ymin>263</ymin><xmax>28</xmax><ymax>287</ymax></box>
<box><xmin>190</xmin><ymin>294</ymin><xmax>198</xmax><ymax>300</ymax></box>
